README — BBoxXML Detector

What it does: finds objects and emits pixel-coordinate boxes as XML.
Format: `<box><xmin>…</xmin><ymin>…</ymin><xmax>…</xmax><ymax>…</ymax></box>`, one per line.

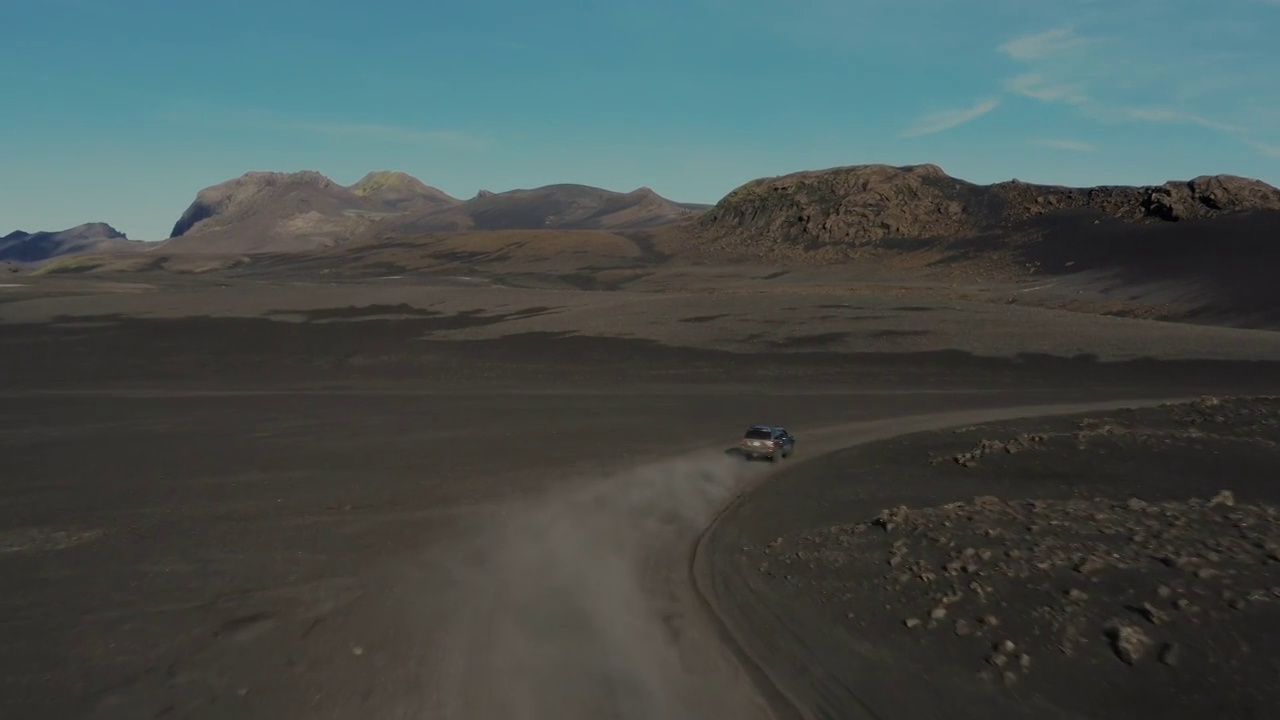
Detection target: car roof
<box><xmin>748</xmin><ymin>424</ymin><xmax>785</xmax><ymax>431</ymax></box>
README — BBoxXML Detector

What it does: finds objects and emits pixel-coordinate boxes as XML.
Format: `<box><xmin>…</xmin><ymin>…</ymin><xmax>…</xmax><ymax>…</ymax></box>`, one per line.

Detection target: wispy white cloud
<box><xmin>998</xmin><ymin>27</ymin><xmax>1089</xmax><ymax>60</ymax></box>
<box><xmin>1030</xmin><ymin>138</ymin><xmax>1098</xmax><ymax>152</ymax></box>
<box><xmin>1245</xmin><ymin>139</ymin><xmax>1280</xmax><ymax>158</ymax></box>
<box><xmin>1120</xmin><ymin>107</ymin><xmax>1245</xmax><ymax>134</ymax></box>
<box><xmin>1004</xmin><ymin>73</ymin><xmax>1088</xmax><ymax>105</ymax></box>
<box><xmin>1109</xmin><ymin>106</ymin><xmax>1280</xmax><ymax>160</ymax></box>
<box><xmin>899</xmin><ymin>98</ymin><xmax>1000</xmax><ymax>138</ymax></box>
<box><xmin>996</xmin><ymin>20</ymin><xmax>1277</xmax><ymax>164</ymax></box>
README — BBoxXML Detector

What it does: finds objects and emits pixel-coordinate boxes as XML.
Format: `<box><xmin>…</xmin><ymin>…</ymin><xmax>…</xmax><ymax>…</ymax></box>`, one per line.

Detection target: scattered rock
<box><xmin>1074</xmin><ymin>558</ymin><xmax>1107</xmax><ymax>574</ymax></box>
<box><xmin>1209</xmin><ymin>490</ymin><xmax>1236</xmax><ymax>508</ymax></box>
<box><xmin>1130</xmin><ymin>602</ymin><xmax>1167</xmax><ymax>625</ymax></box>
<box><xmin>874</xmin><ymin>506</ymin><xmax>909</xmax><ymax>532</ymax></box>
<box><xmin>1066</xmin><ymin>588</ymin><xmax>1089</xmax><ymax>603</ymax></box>
<box><xmin>930</xmin><ymin>606</ymin><xmax>948</xmax><ymax>620</ymax></box>
<box><xmin>1106</xmin><ymin>621</ymin><xmax>1151</xmax><ymax>665</ymax></box>
<box><xmin>1159</xmin><ymin>643</ymin><xmax>1181</xmax><ymax>666</ymax></box>
<box><xmin>904</xmin><ymin>618</ymin><xmax>922</xmax><ymax>629</ymax></box>
<box><xmin>1264</xmin><ymin>544</ymin><xmax>1280</xmax><ymax>563</ymax></box>
<box><xmin>954</xmin><ymin>619</ymin><xmax>972</xmax><ymax>636</ymax></box>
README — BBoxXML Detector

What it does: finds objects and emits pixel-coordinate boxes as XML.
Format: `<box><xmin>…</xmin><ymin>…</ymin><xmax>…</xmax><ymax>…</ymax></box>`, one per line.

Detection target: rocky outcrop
<box><xmin>695</xmin><ymin>164</ymin><xmax>1280</xmax><ymax>254</ymax></box>
<box><xmin>1140</xmin><ymin>176</ymin><xmax>1280</xmax><ymax>221</ymax></box>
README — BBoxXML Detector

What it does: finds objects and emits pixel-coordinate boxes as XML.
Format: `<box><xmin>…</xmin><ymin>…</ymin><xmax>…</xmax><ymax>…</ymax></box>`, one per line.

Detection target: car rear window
<box><xmin>744</xmin><ymin>429</ymin><xmax>772</xmax><ymax>439</ymax></box>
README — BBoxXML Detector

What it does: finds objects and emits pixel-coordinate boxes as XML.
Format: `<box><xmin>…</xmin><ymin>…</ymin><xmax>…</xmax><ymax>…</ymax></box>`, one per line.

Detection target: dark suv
<box><xmin>738</xmin><ymin>425</ymin><xmax>796</xmax><ymax>462</ymax></box>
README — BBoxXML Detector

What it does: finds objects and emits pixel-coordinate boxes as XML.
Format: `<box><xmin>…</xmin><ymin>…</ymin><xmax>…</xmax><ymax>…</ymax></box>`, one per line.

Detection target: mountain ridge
<box><xmin>11</xmin><ymin>163</ymin><xmax>1280</xmax><ymax>263</ymax></box>
<box><xmin>157</xmin><ymin>170</ymin><xmax>710</xmax><ymax>253</ymax></box>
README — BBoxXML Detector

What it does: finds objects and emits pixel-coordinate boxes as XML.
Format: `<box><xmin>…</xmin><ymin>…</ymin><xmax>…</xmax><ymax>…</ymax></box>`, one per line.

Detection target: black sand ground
<box><xmin>703</xmin><ymin>397</ymin><xmax>1280</xmax><ymax>720</ymax></box>
<box><xmin>4</xmin><ymin>276</ymin><xmax>1280</xmax><ymax>719</ymax></box>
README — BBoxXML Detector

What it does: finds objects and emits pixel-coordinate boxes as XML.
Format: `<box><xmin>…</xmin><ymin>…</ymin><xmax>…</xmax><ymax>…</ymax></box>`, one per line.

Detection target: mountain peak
<box><xmin>349</xmin><ymin>171</ymin><xmax>459</xmax><ymax>210</ymax></box>
<box><xmin>169</xmin><ymin>170</ymin><xmax>350</xmax><ymax>239</ymax></box>
<box><xmin>350</xmin><ymin>170</ymin><xmax>427</xmax><ymax>193</ymax></box>
<box><xmin>64</xmin><ymin>222</ymin><xmax>127</xmax><ymax>240</ymax></box>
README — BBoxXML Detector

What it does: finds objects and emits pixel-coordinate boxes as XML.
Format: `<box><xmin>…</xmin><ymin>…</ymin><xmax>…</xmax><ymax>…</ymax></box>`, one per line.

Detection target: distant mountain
<box><xmin>692</xmin><ymin>163</ymin><xmax>1280</xmax><ymax>258</ymax></box>
<box><xmin>372</xmin><ymin>184</ymin><xmax>708</xmax><ymax>237</ymax></box>
<box><xmin>163</xmin><ymin>170</ymin><xmax>400</xmax><ymax>253</ymax></box>
<box><xmin>160</xmin><ymin>171</ymin><xmax>709</xmax><ymax>253</ymax></box>
<box><xmin>0</xmin><ymin>223</ymin><xmax>144</xmax><ymax>262</ymax></box>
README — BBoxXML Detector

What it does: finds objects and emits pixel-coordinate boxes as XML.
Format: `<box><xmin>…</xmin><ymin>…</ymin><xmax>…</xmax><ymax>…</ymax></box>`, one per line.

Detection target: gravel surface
<box><xmin>708</xmin><ymin>397</ymin><xmax>1280</xmax><ymax>720</ymax></box>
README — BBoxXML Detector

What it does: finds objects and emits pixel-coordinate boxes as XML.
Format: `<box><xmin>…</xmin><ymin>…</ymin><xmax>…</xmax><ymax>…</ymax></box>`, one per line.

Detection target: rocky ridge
<box><xmin>693</xmin><ymin>164</ymin><xmax>1280</xmax><ymax>258</ymax></box>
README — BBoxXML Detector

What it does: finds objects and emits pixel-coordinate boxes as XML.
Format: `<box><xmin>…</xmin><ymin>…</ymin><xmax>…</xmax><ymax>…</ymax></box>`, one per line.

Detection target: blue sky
<box><xmin>2</xmin><ymin>0</ymin><xmax>1278</xmax><ymax>240</ymax></box>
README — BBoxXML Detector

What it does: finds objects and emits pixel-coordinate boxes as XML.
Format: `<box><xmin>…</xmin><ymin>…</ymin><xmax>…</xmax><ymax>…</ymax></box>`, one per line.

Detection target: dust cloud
<box><xmin>416</xmin><ymin>449</ymin><xmax>776</xmax><ymax>720</ymax></box>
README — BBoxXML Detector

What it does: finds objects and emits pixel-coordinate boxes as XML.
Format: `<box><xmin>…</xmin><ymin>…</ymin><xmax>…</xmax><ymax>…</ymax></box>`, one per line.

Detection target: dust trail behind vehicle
<box><xmin>412</xmin><ymin>449</ymin><xmax>779</xmax><ymax>720</ymax></box>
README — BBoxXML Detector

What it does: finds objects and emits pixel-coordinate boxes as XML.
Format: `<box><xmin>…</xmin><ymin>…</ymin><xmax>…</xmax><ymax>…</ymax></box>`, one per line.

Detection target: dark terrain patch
<box><xmin>272</xmin><ymin>304</ymin><xmax>560</xmax><ymax>323</ymax></box>
<box><xmin>867</xmin><ymin>329</ymin><xmax>931</xmax><ymax>338</ymax></box>
<box><xmin>768</xmin><ymin>332</ymin><xmax>856</xmax><ymax>349</ymax></box>
<box><xmin>5</xmin><ymin>314</ymin><xmax>1280</xmax><ymax>392</ymax></box>
<box><xmin>264</xmin><ymin>303</ymin><xmax>443</xmax><ymax>320</ymax></box>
